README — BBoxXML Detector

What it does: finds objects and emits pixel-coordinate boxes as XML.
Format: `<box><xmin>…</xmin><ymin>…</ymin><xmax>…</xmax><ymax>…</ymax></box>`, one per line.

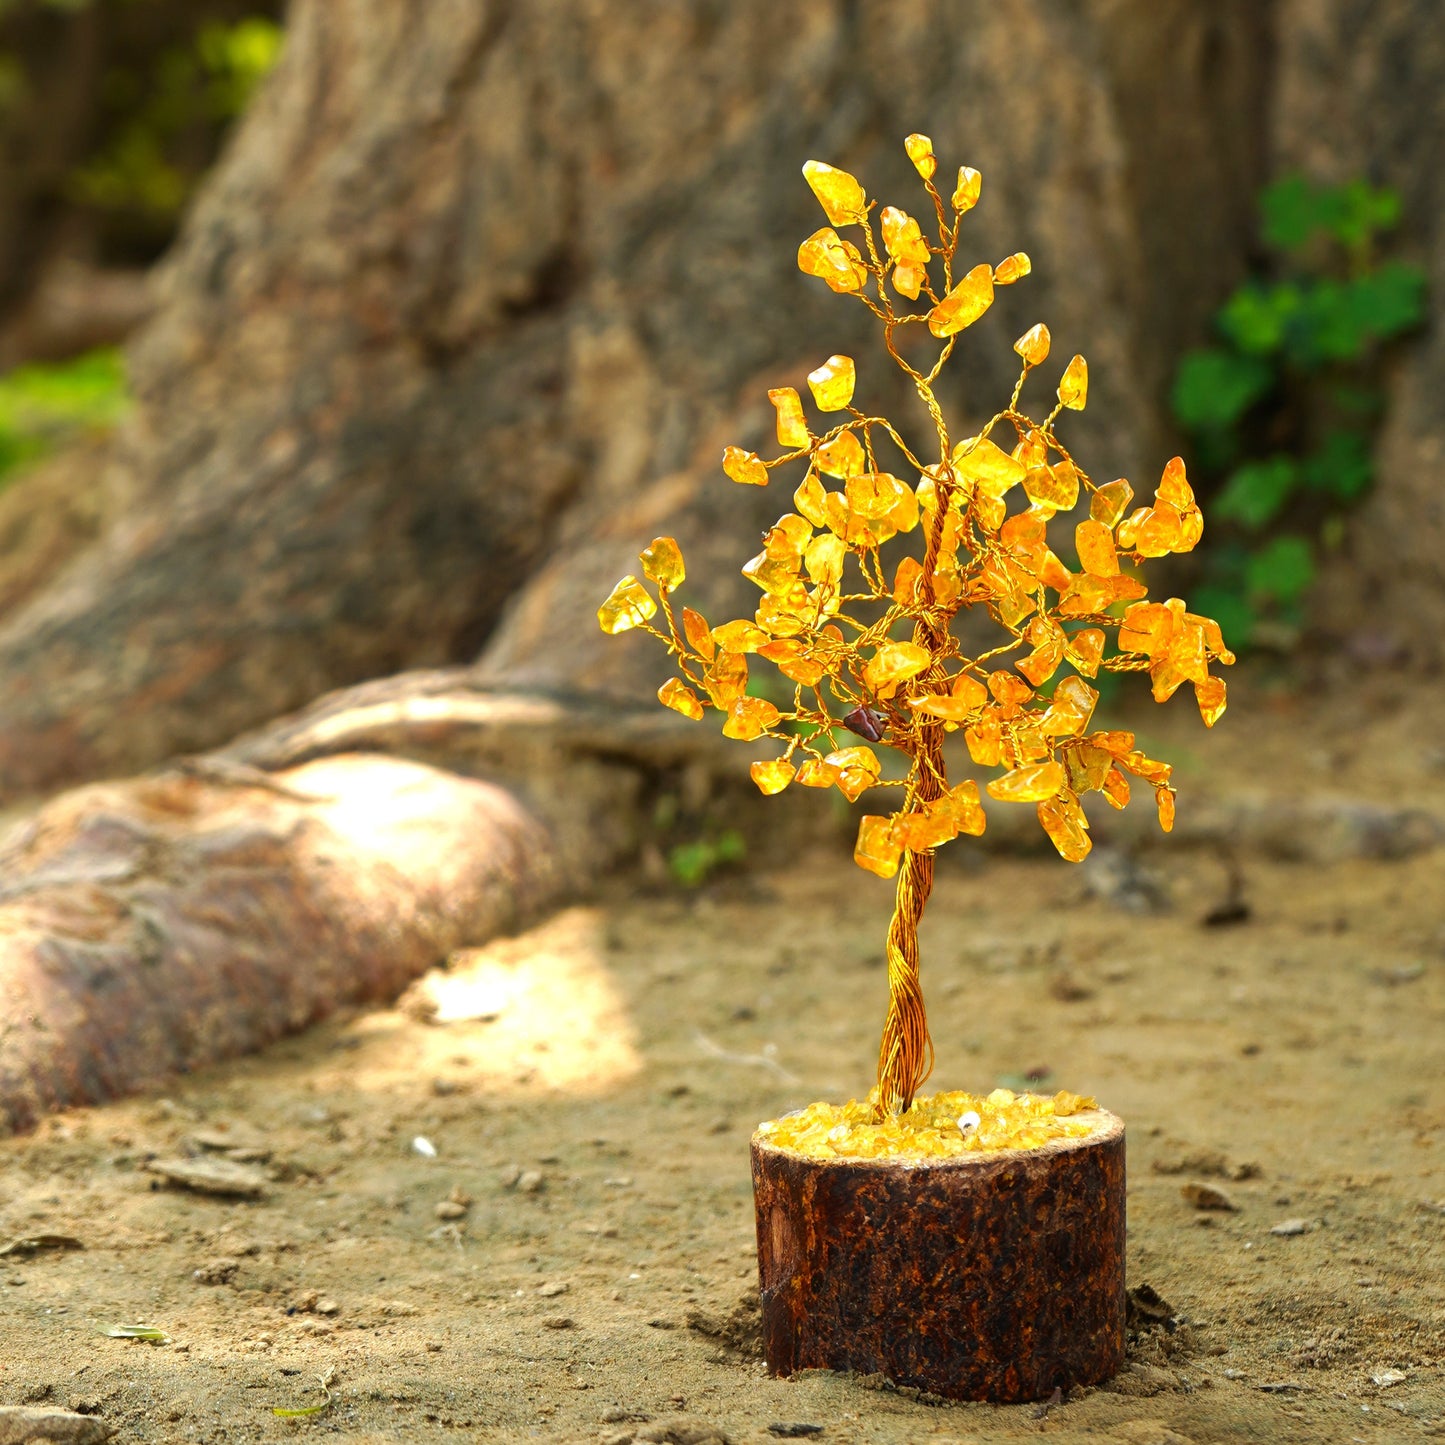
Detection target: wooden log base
<box><xmin>751</xmin><ymin>1107</ymin><xmax>1125</xmax><ymax>1403</ymax></box>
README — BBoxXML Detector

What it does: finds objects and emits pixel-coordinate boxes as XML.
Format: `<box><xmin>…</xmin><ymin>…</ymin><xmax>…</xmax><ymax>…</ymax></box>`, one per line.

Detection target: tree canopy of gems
<box><xmin>599</xmin><ymin>136</ymin><xmax>1233</xmax><ymax>1114</ymax></box>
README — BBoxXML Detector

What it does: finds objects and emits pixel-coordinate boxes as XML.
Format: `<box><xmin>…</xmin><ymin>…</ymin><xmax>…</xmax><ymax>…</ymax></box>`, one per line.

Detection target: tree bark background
<box><xmin>0</xmin><ymin>0</ymin><xmax>1442</xmax><ymax>793</ymax></box>
<box><xmin>0</xmin><ymin>0</ymin><xmax>1280</xmax><ymax>801</ymax></box>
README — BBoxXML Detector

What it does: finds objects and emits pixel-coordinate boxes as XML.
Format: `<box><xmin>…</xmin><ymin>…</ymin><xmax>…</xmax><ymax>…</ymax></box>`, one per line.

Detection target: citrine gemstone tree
<box><xmin>599</xmin><ymin>135</ymin><xmax>1233</xmax><ymax>1119</ymax></box>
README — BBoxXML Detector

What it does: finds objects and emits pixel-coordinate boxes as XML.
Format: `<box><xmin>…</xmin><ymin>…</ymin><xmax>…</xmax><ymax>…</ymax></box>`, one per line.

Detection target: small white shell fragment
<box><xmin>412</xmin><ymin>1136</ymin><xmax>438</xmax><ymax>1158</ymax></box>
<box><xmin>957</xmin><ymin>1111</ymin><xmax>981</xmax><ymax>1133</ymax></box>
<box><xmin>1269</xmin><ymin>1217</ymin><xmax>1312</xmax><ymax>1236</ymax></box>
<box><xmin>1371</xmin><ymin>1368</ymin><xmax>1406</xmax><ymax>1388</ymax></box>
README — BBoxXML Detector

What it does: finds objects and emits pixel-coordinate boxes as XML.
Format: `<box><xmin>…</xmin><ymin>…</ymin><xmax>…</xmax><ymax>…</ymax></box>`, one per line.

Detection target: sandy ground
<box><xmin>1</xmin><ymin>672</ymin><xmax>1444</xmax><ymax>1444</ymax></box>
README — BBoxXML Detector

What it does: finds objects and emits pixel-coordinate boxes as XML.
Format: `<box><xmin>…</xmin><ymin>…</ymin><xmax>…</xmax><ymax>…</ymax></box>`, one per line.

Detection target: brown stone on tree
<box><xmin>751</xmin><ymin>1109</ymin><xmax>1125</xmax><ymax>1403</ymax></box>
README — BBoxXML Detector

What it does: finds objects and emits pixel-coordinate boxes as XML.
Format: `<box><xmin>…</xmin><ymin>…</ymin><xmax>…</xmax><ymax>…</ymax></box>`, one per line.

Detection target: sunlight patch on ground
<box><xmin>340</xmin><ymin>908</ymin><xmax>642</xmax><ymax>1096</ymax></box>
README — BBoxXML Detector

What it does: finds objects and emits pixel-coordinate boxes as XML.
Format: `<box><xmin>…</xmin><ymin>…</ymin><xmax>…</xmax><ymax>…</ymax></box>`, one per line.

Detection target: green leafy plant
<box><xmin>0</xmin><ymin>347</ymin><xmax>129</xmax><ymax>486</ymax></box>
<box><xmin>1171</xmin><ymin>175</ymin><xmax>1426</xmax><ymax>648</ymax></box>
<box><xmin>70</xmin><ymin>15</ymin><xmax>283</xmax><ymax>222</ymax></box>
<box><xmin>667</xmin><ymin>829</ymin><xmax>747</xmax><ymax>889</ymax></box>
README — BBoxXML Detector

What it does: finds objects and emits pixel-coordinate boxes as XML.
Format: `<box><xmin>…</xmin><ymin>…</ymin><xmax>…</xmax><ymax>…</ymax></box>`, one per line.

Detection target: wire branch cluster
<box><xmin>600</xmin><ymin>135</ymin><xmax>1233</xmax><ymax>1116</ymax></box>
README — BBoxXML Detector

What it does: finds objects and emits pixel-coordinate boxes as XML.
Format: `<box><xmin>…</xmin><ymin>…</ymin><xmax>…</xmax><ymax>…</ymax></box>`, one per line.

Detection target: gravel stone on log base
<box><xmin>751</xmin><ymin>1108</ymin><xmax>1125</xmax><ymax>1403</ymax></box>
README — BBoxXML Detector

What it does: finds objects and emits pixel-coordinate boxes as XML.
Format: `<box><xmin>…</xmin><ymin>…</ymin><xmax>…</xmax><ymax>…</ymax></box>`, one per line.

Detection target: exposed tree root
<box><xmin>0</xmin><ymin>749</ymin><xmax>561</xmax><ymax>1134</ymax></box>
<box><xmin>0</xmin><ymin>662</ymin><xmax>737</xmax><ymax>1134</ymax></box>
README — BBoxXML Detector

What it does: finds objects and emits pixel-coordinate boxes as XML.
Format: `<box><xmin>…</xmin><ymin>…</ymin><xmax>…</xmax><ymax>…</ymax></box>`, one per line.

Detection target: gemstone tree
<box><xmin>599</xmin><ymin>136</ymin><xmax>1232</xmax><ymax>1119</ymax></box>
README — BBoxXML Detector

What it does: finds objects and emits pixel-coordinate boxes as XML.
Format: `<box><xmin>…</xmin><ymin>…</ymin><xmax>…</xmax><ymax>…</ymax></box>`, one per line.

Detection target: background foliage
<box><xmin>0</xmin><ymin>0</ymin><xmax>283</xmax><ymax>267</ymax></box>
<box><xmin>1171</xmin><ymin>176</ymin><xmax>1426</xmax><ymax>648</ymax></box>
<box><xmin>0</xmin><ymin>0</ymin><xmax>282</xmax><ymax>486</ymax></box>
<box><xmin>68</xmin><ymin>13</ymin><xmax>281</xmax><ymax>226</ymax></box>
<box><xmin>0</xmin><ymin>345</ymin><xmax>125</xmax><ymax>480</ymax></box>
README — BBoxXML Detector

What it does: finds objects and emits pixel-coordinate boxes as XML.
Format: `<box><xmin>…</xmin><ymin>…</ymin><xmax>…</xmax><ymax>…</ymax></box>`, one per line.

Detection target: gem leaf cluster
<box><xmin>601</xmin><ymin>134</ymin><xmax>1232</xmax><ymax>881</ymax></box>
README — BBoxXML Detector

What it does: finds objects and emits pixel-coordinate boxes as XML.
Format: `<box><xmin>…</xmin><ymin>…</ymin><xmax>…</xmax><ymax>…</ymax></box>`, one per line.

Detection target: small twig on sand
<box><xmin>693</xmin><ymin>1032</ymin><xmax>801</xmax><ymax>1084</ymax></box>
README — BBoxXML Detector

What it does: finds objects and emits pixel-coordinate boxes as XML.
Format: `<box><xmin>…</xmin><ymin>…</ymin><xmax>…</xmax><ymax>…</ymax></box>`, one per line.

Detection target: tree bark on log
<box><xmin>0</xmin><ymin>0</ymin><xmax>1275</xmax><ymax>801</ymax></box>
<box><xmin>752</xmin><ymin>1111</ymin><xmax>1127</xmax><ymax>1402</ymax></box>
<box><xmin>0</xmin><ymin>748</ymin><xmax>565</xmax><ymax>1134</ymax></box>
<box><xmin>0</xmin><ymin>664</ymin><xmax>731</xmax><ymax>1133</ymax></box>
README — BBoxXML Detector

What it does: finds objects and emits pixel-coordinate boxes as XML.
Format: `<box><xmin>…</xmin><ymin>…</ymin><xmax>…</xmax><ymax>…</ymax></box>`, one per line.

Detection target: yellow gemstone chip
<box><xmin>757</xmin><ymin>1089</ymin><xmax>1099</xmax><ymax>1159</ymax></box>
<box><xmin>597</xmin><ymin>576</ymin><xmax>656</xmax><ymax>635</ymax></box>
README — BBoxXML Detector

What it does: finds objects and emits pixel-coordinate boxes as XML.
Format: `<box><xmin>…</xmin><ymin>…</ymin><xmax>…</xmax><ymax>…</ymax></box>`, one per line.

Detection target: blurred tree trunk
<box><xmin>0</xmin><ymin>0</ymin><xmax>1276</xmax><ymax>802</ymax></box>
